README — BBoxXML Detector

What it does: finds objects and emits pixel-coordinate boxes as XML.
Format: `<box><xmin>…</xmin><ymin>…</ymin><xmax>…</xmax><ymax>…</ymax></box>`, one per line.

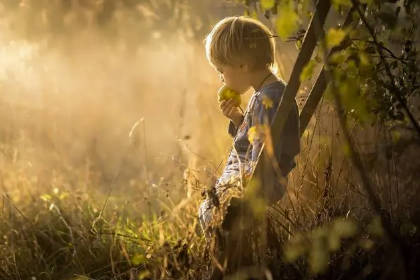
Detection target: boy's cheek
<box><xmin>223</xmin><ymin>80</ymin><xmax>235</xmax><ymax>90</ymax></box>
<box><xmin>228</xmin><ymin>79</ymin><xmax>247</xmax><ymax>93</ymax></box>
<box><xmin>224</xmin><ymin>77</ymin><xmax>238</xmax><ymax>90</ymax></box>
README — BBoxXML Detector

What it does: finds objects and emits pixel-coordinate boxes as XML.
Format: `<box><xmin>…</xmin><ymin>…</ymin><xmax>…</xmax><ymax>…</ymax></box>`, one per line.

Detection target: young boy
<box><xmin>198</xmin><ymin>15</ymin><xmax>300</xmax><ymax>240</ymax></box>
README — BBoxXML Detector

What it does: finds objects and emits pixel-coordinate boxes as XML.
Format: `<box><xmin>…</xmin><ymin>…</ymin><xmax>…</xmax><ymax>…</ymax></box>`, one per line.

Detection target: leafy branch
<box><xmin>350</xmin><ymin>0</ymin><xmax>420</xmax><ymax>137</ymax></box>
<box><xmin>312</xmin><ymin>3</ymin><xmax>410</xmax><ymax>279</ymax></box>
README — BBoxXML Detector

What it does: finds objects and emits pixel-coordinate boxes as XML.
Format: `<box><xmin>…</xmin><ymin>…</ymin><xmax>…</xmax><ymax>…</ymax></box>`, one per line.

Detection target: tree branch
<box><xmin>350</xmin><ymin>0</ymin><xmax>420</xmax><ymax>137</ymax></box>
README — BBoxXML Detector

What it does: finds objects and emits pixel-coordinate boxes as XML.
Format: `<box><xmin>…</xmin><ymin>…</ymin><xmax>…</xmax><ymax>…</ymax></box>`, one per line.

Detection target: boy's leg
<box><xmin>198</xmin><ymin>199</ymin><xmax>226</xmax><ymax>280</ymax></box>
<box><xmin>198</xmin><ymin>198</ymin><xmax>213</xmax><ymax>240</ymax></box>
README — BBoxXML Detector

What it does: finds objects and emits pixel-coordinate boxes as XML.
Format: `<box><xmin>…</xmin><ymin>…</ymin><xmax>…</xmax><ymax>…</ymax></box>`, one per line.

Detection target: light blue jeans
<box><xmin>197</xmin><ymin>159</ymin><xmax>289</xmax><ymax>240</ymax></box>
<box><xmin>198</xmin><ymin>160</ymin><xmax>253</xmax><ymax>239</ymax></box>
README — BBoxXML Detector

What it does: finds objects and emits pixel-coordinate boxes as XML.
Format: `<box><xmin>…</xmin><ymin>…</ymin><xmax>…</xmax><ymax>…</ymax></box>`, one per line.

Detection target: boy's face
<box><xmin>215</xmin><ymin>62</ymin><xmax>251</xmax><ymax>94</ymax></box>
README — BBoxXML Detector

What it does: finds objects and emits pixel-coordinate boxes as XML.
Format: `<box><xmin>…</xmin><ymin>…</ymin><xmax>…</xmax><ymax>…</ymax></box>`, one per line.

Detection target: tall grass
<box><xmin>0</xmin><ymin>1</ymin><xmax>419</xmax><ymax>279</ymax></box>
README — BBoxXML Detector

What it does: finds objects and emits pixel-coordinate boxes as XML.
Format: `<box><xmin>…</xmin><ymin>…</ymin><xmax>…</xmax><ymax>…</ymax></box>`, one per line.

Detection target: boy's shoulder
<box><xmin>255</xmin><ymin>80</ymin><xmax>287</xmax><ymax>103</ymax></box>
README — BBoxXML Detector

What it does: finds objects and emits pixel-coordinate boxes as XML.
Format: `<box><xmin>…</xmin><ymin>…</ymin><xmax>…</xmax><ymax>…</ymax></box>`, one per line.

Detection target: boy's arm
<box><xmin>227</xmin><ymin>114</ymin><xmax>244</xmax><ymax>137</ymax></box>
<box><xmin>250</xmin><ymin>91</ymin><xmax>300</xmax><ymax>176</ymax></box>
<box><xmin>249</xmin><ymin>89</ymin><xmax>300</xmax><ymax>205</ymax></box>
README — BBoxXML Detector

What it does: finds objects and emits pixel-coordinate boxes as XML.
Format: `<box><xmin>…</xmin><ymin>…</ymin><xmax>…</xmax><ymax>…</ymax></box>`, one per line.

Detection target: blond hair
<box><xmin>204</xmin><ymin>16</ymin><xmax>276</xmax><ymax>72</ymax></box>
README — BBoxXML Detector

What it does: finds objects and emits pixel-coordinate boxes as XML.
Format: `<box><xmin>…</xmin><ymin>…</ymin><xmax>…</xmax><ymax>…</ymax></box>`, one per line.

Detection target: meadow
<box><xmin>0</xmin><ymin>1</ymin><xmax>419</xmax><ymax>279</ymax></box>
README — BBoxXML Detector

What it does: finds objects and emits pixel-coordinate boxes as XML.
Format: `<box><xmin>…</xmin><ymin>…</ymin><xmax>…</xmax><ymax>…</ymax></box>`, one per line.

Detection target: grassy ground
<box><xmin>1</xmin><ymin>4</ymin><xmax>419</xmax><ymax>278</ymax></box>
<box><xmin>1</xmin><ymin>103</ymin><xmax>419</xmax><ymax>279</ymax></box>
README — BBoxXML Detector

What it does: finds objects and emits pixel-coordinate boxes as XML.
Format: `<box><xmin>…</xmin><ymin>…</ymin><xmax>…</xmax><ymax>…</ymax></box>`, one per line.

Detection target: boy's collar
<box><xmin>254</xmin><ymin>80</ymin><xmax>283</xmax><ymax>96</ymax></box>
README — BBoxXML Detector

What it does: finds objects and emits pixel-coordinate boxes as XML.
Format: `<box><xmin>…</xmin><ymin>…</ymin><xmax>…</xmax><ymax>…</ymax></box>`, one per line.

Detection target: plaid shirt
<box><xmin>198</xmin><ymin>80</ymin><xmax>300</xmax><ymax>238</ymax></box>
<box><xmin>225</xmin><ymin>80</ymin><xmax>300</xmax><ymax>177</ymax></box>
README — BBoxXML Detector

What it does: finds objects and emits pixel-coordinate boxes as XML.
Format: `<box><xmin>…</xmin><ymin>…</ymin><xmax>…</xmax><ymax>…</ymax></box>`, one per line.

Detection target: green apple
<box><xmin>217</xmin><ymin>85</ymin><xmax>241</xmax><ymax>106</ymax></box>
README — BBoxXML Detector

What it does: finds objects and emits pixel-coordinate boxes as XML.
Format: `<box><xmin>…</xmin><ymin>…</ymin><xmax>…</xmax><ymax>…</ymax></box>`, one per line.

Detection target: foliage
<box><xmin>0</xmin><ymin>0</ymin><xmax>419</xmax><ymax>279</ymax></box>
<box><xmin>238</xmin><ymin>0</ymin><xmax>420</xmax><ymax>131</ymax></box>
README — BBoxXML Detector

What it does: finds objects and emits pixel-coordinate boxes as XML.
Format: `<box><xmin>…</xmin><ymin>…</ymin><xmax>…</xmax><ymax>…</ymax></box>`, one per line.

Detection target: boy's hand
<box><xmin>219</xmin><ymin>99</ymin><xmax>243</xmax><ymax>127</ymax></box>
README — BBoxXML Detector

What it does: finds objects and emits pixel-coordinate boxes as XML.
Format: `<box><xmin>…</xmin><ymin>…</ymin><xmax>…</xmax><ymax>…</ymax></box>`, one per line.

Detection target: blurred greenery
<box><xmin>0</xmin><ymin>0</ymin><xmax>419</xmax><ymax>279</ymax></box>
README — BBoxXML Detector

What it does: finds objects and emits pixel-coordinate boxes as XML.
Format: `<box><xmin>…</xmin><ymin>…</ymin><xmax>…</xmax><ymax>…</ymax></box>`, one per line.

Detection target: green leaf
<box><xmin>249</xmin><ymin>196</ymin><xmax>266</xmax><ymax>219</ymax></box>
<box><xmin>132</xmin><ymin>254</ymin><xmax>146</xmax><ymax>265</ymax></box>
<box><xmin>329</xmin><ymin>49</ymin><xmax>351</xmax><ymax>65</ymax></box>
<box><xmin>338</xmin><ymin>73</ymin><xmax>373</xmax><ymax>124</ymax></box>
<box><xmin>251</xmin><ymin>9</ymin><xmax>258</xmax><ymax>20</ymax></box>
<box><xmin>300</xmin><ymin>59</ymin><xmax>316</xmax><ymax>82</ymax></box>
<box><xmin>248</xmin><ymin>126</ymin><xmax>259</xmax><ymax>144</ymax></box>
<box><xmin>342</xmin><ymin>143</ymin><xmax>351</xmax><ymax>157</ymax></box>
<box><xmin>309</xmin><ymin>228</ymin><xmax>329</xmax><ymax>274</ymax></box>
<box><xmin>40</xmin><ymin>194</ymin><xmax>52</xmax><ymax>202</ymax></box>
<box><xmin>332</xmin><ymin>218</ymin><xmax>357</xmax><ymax>238</ymax></box>
<box><xmin>309</xmin><ymin>244</ymin><xmax>329</xmax><ymax>274</ymax></box>
<box><xmin>275</xmin><ymin>2</ymin><xmax>299</xmax><ymax>40</ymax></box>
<box><xmin>367</xmin><ymin>216</ymin><xmax>384</xmax><ymax>237</ymax></box>
<box><xmin>295</xmin><ymin>39</ymin><xmax>302</xmax><ymax>50</ymax></box>
<box><xmin>73</xmin><ymin>276</ymin><xmax>90</xmax><ymax>280</ymax></box>
<box><xmin>262</xmin><ymin>96</ymin><xmax>273</xmax><ymax>109</ymax></box>
<box><xmin>328</xmin><ymin>232</ymin><xmax>340</xmax><ymax>251</ymax></box>
<box><xmin>138</xmin><ymin>270</ymin><xmax>151</xmax><ymax>279</ymax></box>
<box><xmin>326</xmin><ymin>28</ymin><xmax>346</xmax><ymax>49</ymax></box>
<box><xmin>247</xmin><ymin>125</ymin><xmax>268</xmax><ymax>144</ymax></box>
<box><xmin>261</xmin><ymin>0</ymin><xmax>276</xmax><ymax>10</ymax></box>
<box><xmin>331</xmin><ymin>0</ymin><xmax>351</xmax><ymax>10</ymax></box>
<box><xmin>244</xmin><ymin>8</ymin><xmax>258</xmax><ymax>19</ymax></box>
<box><xmin>359</xmin><ymin>51</ymin><xmax>373</xmax><ymax>74</ymax></box>
<box><xmin>245</xmin><ymin>177</ymin><xmax>260</xmax><ymax>195</ymax></box>
<box><xmin>359</xmin><ymin>238</ymin><xmax>374</xmax><ymax>250</ymax></box>
<box><xmin>284</xmin><ymin>233</ymin><xmax>306</xmax><ymax>262</ymax></box>
<box><xmin>391</xmin><ymin>130</ymin><xmax>401</xmax><ymax>144</ymax></box>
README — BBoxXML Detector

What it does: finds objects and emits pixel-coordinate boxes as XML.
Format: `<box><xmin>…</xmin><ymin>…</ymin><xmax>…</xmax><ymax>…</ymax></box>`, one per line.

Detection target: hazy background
<box><xmin>0</xmin><ymin>0</ymin><xmax>309</xmax><ymax>205</ymax></box>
